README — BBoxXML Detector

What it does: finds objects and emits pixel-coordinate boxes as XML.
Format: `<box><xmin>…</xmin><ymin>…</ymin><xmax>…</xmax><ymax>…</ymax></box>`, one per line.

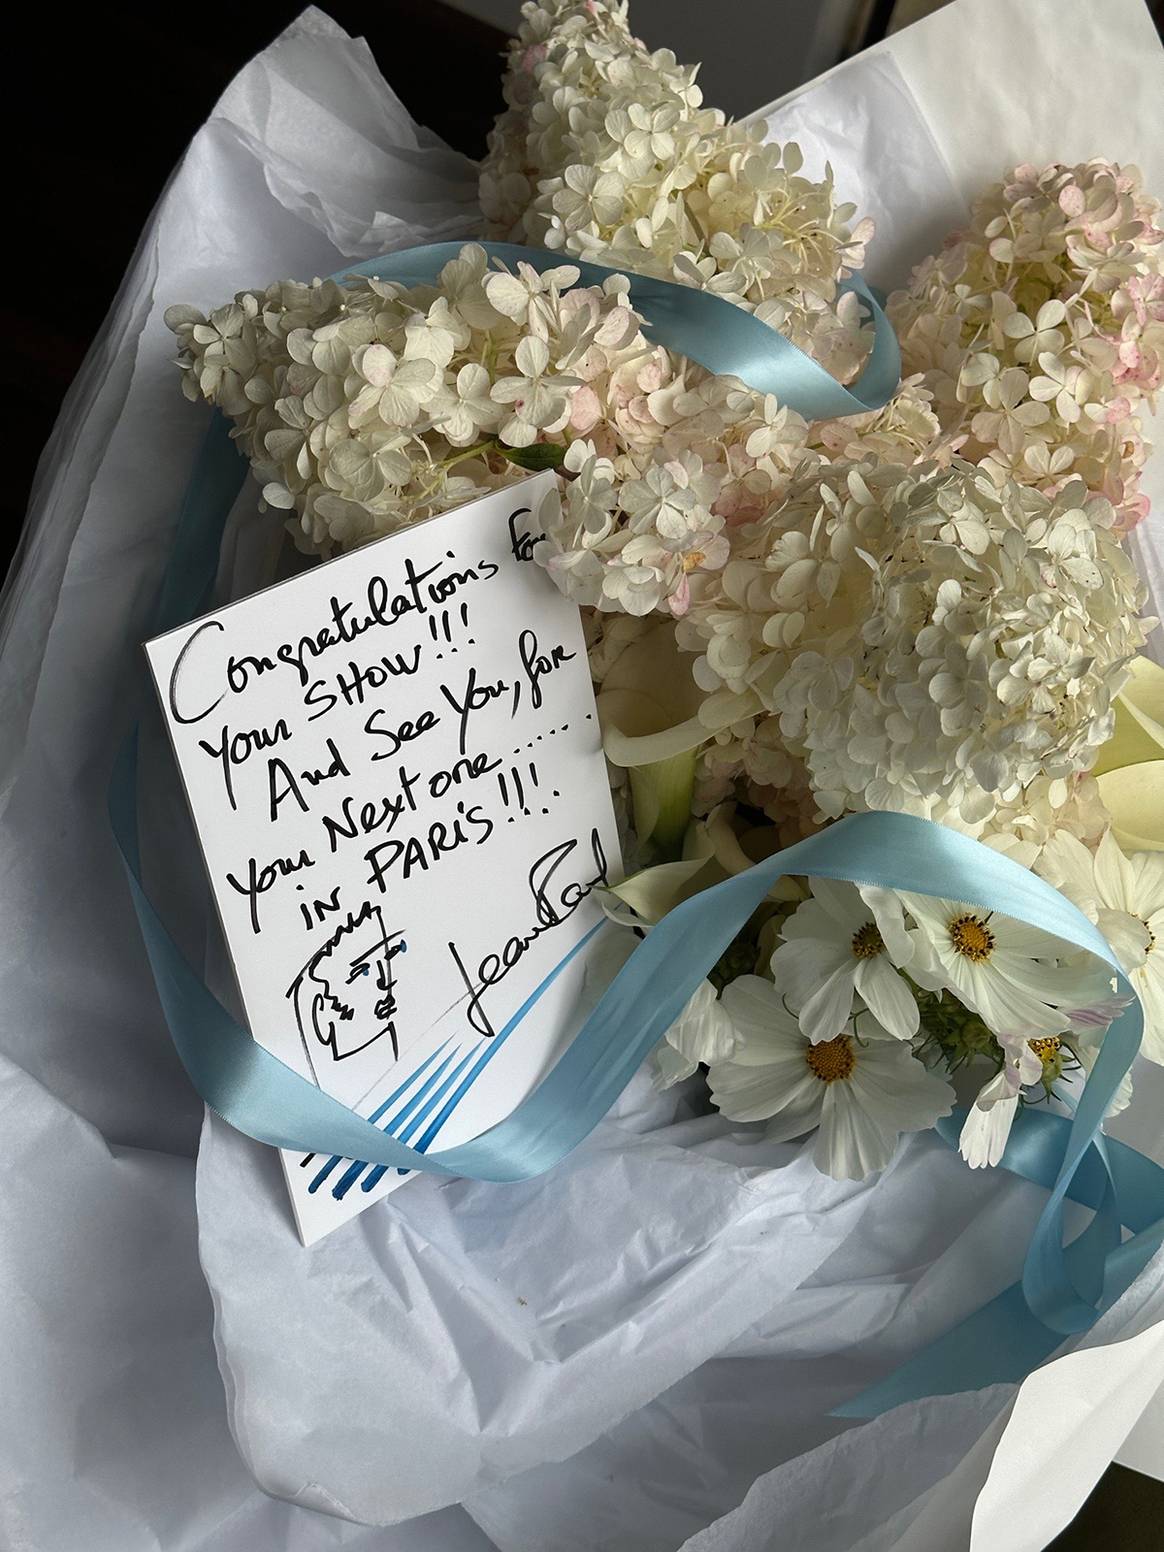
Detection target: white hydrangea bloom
<box><xmin>481</xmin><ymin>0</ymin><xmax>873</xmax><ymax>387</ymax></box>
<box><xmin>975</xmin><ymin>773</ymin><xmax>1110</xmax><ymax>866</ymax></box>
<box><xmin>167</xmin><ymin>245</ymin><xmax>695</xmax><ymax>553</ymax></box>
<box><xmin>890</xmin><ymin>159</ymin><xmax>1164</xmax><ymax>534</ymax></box>
<box><xmin>680</xmin><ymin>458</ymin><xmax>1153</xmax><ymax>829</ymax></box>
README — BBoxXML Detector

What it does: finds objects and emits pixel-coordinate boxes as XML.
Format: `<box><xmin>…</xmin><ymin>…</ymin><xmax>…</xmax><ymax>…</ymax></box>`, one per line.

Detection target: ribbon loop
<box><xmin>341</xmin><ymin>240</ymin><xmax>901</xmax><ymax>420</ymax></box>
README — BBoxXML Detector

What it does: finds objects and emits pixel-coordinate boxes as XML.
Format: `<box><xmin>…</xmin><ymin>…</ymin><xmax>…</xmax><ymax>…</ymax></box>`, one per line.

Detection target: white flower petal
<box><xmin>797</xmin><ymin>963</ymin><xmax>858</xmax><ymax>1045</ymax></box>
<box><xmin>719</xmin><ymin>975</ymin><xmax>802</xmax><ymax>1056</ymax></box>
<box><xmin>708</xmin><ymin>1053</ymin><xmax>819</xmax><ymax>1124</ymax></box>
<box><xmin>652</xmin><ymin>1042</ymin><xmax>697</xmax><ymax>1090</ymax></box>
<box><xmin>854</xmin><ymin>957</ymin><xmax>920</xmax><ymax>1039</ymax></box>
<box><xmin>664</xmin><ymin>980</ymin><xmax>738</xmax><ymax>1066</ymax></box>
<box><xmin>959</xmin><ymin>1089</ymin><xmax>1019</xmax><ymax>1168</ymax></box>
<box><xmin>816</xmin><ymin>1085</ymin><xmax>898</xmax><ymax>1179</ymax></box>
<box><xmin>1096</xmin><ymin>908</ymin><xmax>1151</xmax><ymax>972</ymax></box>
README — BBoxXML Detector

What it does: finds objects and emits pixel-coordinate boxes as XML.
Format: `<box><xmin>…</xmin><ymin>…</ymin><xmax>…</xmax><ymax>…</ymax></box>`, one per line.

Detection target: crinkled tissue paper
<box><xmin>1</xmin><ymin>3</ymin><xmax>1161</xmax><ymax>1550</ymax></box>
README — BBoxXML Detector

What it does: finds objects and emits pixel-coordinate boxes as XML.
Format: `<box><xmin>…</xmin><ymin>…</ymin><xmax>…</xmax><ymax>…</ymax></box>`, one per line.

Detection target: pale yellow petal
<box><xmin>1096</xmin><ymin>762</ymin><xmax>1164</xmax><ymax>852</ymax></box>
<box><xmin>608</xmin><ymin>857</ymin><xmax>714</xmax><ymax>923</ymax></box>
<box><xmin>1092</xmin><ymin>657</ymin><xmax>1164</xmax><ymax>776</ymax></box>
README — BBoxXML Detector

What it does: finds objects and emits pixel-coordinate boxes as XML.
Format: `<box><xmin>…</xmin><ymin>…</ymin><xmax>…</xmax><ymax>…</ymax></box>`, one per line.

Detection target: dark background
<box><xmin>5</xmin><ymin>0</ymin><xmax>1163</xmax><ymax>1540</ymax></box>
<box><xmin>4</xmin><ymin>0</ymin><xmax>511</xmax><ymax>578</ymax></box>
<box><xmin>7</xmin><ymin>0</ymin><xmax>1164</xmax><ymax>579</ymax></box>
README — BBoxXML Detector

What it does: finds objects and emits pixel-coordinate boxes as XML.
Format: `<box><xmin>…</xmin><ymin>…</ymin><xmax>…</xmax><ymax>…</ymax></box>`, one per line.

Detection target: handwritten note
<box><xmin>146</xmin><ymin>473</ymin><xmax>622</xmax><ymax>1243</ymax></box>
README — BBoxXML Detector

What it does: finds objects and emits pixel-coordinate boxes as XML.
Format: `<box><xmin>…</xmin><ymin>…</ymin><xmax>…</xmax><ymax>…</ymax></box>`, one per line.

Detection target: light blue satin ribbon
<box><xmin>834</xmin><ymin>1108</ymin><xmax>1164</xmax><ymax>1416</ymax></box>
<box><xmin>338</xmin><ymin>241</ymin><xmax>901</xmax><ymax>421</ymax></box>
<box><xmin>111</xmin><ymin>243</ymin><xmax>1163</xmax><ymax>1415</ymax></box>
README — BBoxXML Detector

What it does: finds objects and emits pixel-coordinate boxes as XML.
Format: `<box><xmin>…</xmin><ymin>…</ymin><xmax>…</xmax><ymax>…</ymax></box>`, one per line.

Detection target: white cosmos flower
<box><xmin>959</xmin><ymin>1068</ymin><xmax>1022</xmax><ymax>1168</ymax></box>
<box><xmin>708</xmin><ymin>977</ymin><xmax>954</xmax><ymax>1181</ymax></box>
<box><xmin>960</xmin><ymin>1004</ymin><xmax>1134</xmax><ymax>1169</ymax></box>
<box><xmin>900</xmin><ymin>893</ymin><xmax>1114</xmax><ymax>1039</ymax></box>
<box><xmin>771</xmin><ymin>878</ymin><xmax>919</xmax><ymax>1044</ymax></box>
<box><xmin>959</xmin><ymin>1031</ymin><xmax>1041</xmax><ymax>1168</ymax></box>
<box><xmin>1036</xmin><ymin>829</ymin><xmax>1164</xmax><ymax>1062</ymax></box>
<box><xmin>575</xmin><ymin>922</ymin><xmax>718</xmax><ymax>1092</ymax></box>
<box><xmin>580</xmin><ymin>918</ymin><xmax>739</xmax><ymax>1091</ymax></box>
<box><xmin>653</xmin><ymin>979</ymin><xmax>739</xmax><ymax>1089</ymax></box>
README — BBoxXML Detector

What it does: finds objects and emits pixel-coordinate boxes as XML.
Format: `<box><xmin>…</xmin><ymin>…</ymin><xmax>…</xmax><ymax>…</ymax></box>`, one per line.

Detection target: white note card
<box><xmin>146</xmin><ymin>473</ymin><xmax>622</xmax><ymax>1243</ymax></box>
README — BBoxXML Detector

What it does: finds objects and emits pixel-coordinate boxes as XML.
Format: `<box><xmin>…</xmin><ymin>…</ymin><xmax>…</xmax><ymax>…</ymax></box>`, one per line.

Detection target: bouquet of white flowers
<box><xmin>7</xmin><ymin>3</ymin><xmax>1164</xmax><ymax>1549</ymax></box>
<box><xmin>166</xmin><ymin>0</ymin><xmax>1163</xmax><ymax>1190</ymax></box>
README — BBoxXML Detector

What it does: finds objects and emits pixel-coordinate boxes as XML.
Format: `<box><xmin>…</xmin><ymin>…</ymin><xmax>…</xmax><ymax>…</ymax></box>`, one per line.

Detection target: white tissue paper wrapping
<box><xmin>1</xmin><ymin>3</ymin><xmax>1161</xmax><ymax>1550</ymax></box>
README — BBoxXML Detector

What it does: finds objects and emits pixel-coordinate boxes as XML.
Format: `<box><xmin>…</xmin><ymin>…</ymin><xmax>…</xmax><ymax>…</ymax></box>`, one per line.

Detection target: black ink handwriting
<box><xmin>447</xmin><ymin>829</ymin><xmax>609</xmax><ymax>1038</ymax></box>
<box><xmin>440</xmin><ymin>666</ymin><xmax>510</xmax><ymax>756</ymax></box>
<box><xmin>197</xmin><ymin>717</ymin><xmax>291</xmax><ymax>810</ymax></box>
<box><xmin>268</xmin><ymin>738</ymin><xmax>350</xmax><ymax>822</ymax></box>
<box><xmin>517</xmin><ymin>629</ymin><xmax>576</xmax><ymax>712</ymax></box>
<box><xmin>225</xmin><ymin>847</ymin><xmax>316</xmax><ymax>935</ymax></box>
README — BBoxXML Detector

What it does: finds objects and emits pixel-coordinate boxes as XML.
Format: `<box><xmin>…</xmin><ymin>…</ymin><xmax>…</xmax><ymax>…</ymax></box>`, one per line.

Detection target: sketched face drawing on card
<box><xmin>287</xmin><ymin>901</ymin><xmax>406</xmax><ymax>1080</ymax></box>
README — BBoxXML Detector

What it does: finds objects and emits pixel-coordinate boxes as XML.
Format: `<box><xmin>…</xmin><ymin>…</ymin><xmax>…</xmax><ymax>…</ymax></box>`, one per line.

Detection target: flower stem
<box><xmin>441</xmin><ymin>439</ymin><xmax>498</xmax><ymax>471</ymax></box>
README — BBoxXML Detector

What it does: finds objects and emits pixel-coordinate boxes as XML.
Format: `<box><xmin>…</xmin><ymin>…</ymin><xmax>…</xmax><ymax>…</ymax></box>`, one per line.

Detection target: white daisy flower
<box><xmin>900</xmin><ymin>893</ymin><xmax>1114</xmax><ymax>1039</ymax></box>
<box><xmin>1037</xmin><ymin>829</ymin><xmax>1164</xmax><ymax>1062</ymax></box>
<box><xmin>771</xmin><ymin>878</ymin><xmax>919</xmax><ymax>1044</ymax></box>
<box><xmin>708</xmin><ymin>977</ymin><xmax>954</xmax><ymax>1181</ymax></box>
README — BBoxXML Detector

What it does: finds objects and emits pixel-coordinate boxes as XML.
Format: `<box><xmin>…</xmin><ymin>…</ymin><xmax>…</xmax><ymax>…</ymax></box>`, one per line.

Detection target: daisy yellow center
<box><xmin>949</xmin><ymin>914</ymin><xmax>995</xmax><ymax>963</ymax></box>
<box><xmin>850</xmin><ymin>922</ymin><xmax>884</xmax><ymax>960</ymax></box>
<box><xmin>1140</xmin><ymin>917</ymin><xmax>1156</xmax><ymax>954</ymax></box>
<box><xmin>805</xmin><ymin>1034</ymin><xmax>856</xmax><ymax>1083</ymax></box>
<box><xmin>1028</xmin><ymin>1036</ymin><xmax>1061</xmax><ymax>1062</ymax></box>
<box><xmin>682</xmin><ymin>549</ymin><xmax>706</xmax><ymax>573</ymax></box>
